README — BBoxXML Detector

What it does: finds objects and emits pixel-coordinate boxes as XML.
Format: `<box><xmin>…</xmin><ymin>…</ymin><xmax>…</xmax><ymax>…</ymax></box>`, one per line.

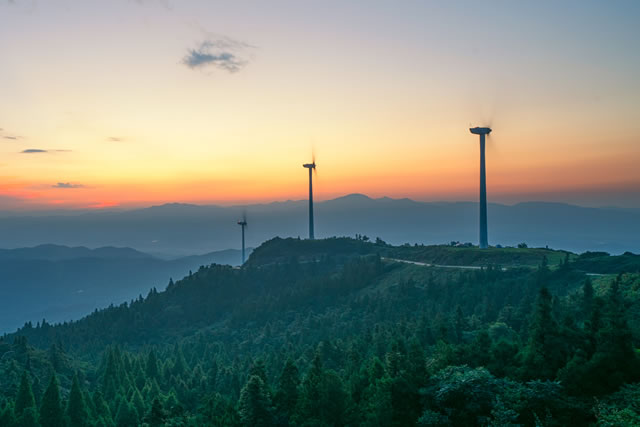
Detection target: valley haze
<box><xmin>0</xmin><ymin>194</ymin><xmax>638</xmax><ymax>257</ymax></box>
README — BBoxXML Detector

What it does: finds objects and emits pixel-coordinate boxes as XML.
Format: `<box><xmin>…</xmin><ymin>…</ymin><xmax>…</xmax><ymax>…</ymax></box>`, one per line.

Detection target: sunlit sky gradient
<box><xmin>1</xmin><ymin>0</ymin><xmax>639</xmax><ymax>210</ymax></box>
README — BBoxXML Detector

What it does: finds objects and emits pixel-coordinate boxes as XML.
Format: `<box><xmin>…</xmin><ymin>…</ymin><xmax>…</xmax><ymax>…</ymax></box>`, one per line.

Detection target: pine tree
<box><xmin>48</xmin><ymin>343</ymin><xmax>64</xmax><ymax>373</ymax></box>
<box><xmin>115</xmin><ymin>397</ymin><xmax>137</xmax><ymax>427</ymax></box>
<box><xmin>144</xmin><ymin>398</ymin><xmax>166</xmax><ymax>426</ymax></box>
<box><xmin>19</xmin><ymin>407</ymin><xmax>40</xmax><ymax>427</ymax></box>
<box><xmin>582</xmin><ymin>278</ymin><xmax>594</xmax><ymax>318</ymax></box>
<box><xmin>0</xmin><ymin>403</ymin><xmax>17</xmax><ymax>427</ymax></box>
<box><xmin>238</xmin><ymin>375</ymin><xmax>273</xmax><ymax>426</ymax></box>
<box><xmin>297</xmin><ymin>352</ymin><xmax>323</xmax><ymax>422</ymax></box>
<box><xmin>275</xmin><ymin>358</ymin><xmax>299</xmax><ymax>419</ymax></box>
<box><xmin>92</xmin><ymin>390</ymin><xmax>112</xmax><ymax>424</ymax></box>
<box><xmin>249</xmin><ymin>359</ymin><xmax>268</xmax><ymax>385</ymax></box>
<box><xmin>523</xmin><ymin>287</ymin><xmax>565</xmax><ymax>380</ymax></box>
<box><xmin>67</xmin><ymin>374</ymin><xmax>89</xmax><ymax>427</ymax></box>
<box><xmin>130</xmin><ymin>388</ymin><xmax>145</xmax><ymax>422</ymax></box>
<box><xmin>103</xmin><ymin>349</ymin><xmax>121</xmax><ymax>401</ymax></box>
<box><xmin>15</xmin><ymin>371</ymin><xmax>36</xmax><ymax>417</ymax></box>
<box><xmin>40</xmin><ymin>373</ymin><xmax>64</xmax><ymax>427</ymax></box>
<box><xmin>318</xmin><ymin>370</ymin><xmax>348</xmax><ymax>426</ymax></box>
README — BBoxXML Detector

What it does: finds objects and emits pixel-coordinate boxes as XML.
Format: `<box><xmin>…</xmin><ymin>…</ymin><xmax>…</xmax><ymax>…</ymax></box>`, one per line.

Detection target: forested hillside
<box><xmin>0</xmin><ymin>245</ymin><xmax>249</xmax><ymax>333</ymax></box>
<box><xmin>1</xmin><ymin>238</ymin><xmax>640</xmax><ymax>426</ymax></box>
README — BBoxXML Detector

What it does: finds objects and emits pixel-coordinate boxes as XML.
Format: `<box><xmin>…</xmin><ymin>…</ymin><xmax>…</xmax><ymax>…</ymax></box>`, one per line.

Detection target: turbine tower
<box><xmin>237</xmin><ymin>215</ymin><xmax>247</xmax><ymax>264</ymax></box>
<box><xmin>469</xmin><ymin>126</ymin><xmax>491</xmax><ymax>249</ymax></box>
<box><xmin>302</xmin><ymin>160</ymin><xmax>316</xmax><ymax>240</ymax></box>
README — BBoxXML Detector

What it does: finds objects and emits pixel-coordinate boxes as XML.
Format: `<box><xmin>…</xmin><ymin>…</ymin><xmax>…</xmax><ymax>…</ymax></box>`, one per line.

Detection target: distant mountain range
<box><xmin>0</xmin><ymin>245</ymin><xmax>249</xmax><ymax>333</ymax></box>
<box><xmin>0</xmin><ymin>194</ymin><xmax>638</xmax><ymax>256</ymax></box>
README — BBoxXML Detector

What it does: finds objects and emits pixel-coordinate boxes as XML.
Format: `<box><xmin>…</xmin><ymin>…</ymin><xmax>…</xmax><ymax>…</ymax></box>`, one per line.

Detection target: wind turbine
<box><xmin>237</xmin><ymin>213</ymin><xmax>247</xmax><ymax>264</ymax></box>
<box><xmin>302</xmin><ymin>155</ymin><xmax>316</xmax><ymax>240</ymax></box>
<box><xmin>469</xmin><ymin>126</ymin><xmax>491</xmax><ymax>249</ymax></box>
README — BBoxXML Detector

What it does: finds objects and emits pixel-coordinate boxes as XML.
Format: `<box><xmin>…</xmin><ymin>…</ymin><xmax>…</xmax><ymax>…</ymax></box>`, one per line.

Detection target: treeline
<box><xmin>1</xmin><ymin>243</ymin><xmax>640</xmax><ymax>425</ymax></box>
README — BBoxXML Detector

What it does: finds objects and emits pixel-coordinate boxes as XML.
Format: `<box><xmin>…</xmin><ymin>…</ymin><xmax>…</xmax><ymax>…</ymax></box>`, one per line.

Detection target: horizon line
<box><xmin>1</xmin><ymin>193</ymin><xmax>638</xmax><ymax>215</ymax></box>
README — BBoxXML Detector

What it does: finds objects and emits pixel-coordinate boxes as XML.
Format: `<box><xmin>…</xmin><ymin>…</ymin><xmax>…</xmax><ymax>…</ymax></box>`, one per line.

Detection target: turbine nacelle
<box><xmin>237</xmin><ymin>220</ymin><xmax>247</xmax><ymax>226</ymax></box>
<box><xmin>302</xmin><ymin>162</ymin><xmax>316</xmax><ymax>169</ymax></box>
<box><xmin>470</xmin><ymin>127</ymin><xmax>492</xmax><ymax>135</ymax></box>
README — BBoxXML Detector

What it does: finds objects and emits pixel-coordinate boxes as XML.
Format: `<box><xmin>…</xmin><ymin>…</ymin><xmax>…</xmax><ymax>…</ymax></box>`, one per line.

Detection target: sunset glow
<box><xmin>1</xmin><ymin>1</ymin><xmax>639</xmax><ymax>210</ymax></box>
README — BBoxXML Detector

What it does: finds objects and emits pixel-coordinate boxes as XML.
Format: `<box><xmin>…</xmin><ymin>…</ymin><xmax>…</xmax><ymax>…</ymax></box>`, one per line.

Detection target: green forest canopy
<box><xmin>1</xmin><ymin>237</ymin><xmax>640</xmax><ymax>426</ymax></box>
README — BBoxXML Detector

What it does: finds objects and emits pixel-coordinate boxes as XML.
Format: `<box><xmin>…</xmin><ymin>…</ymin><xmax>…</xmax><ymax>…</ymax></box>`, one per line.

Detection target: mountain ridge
<box><xmin>0</xmin><ymin>195</ymin><xmax>638</xmax><ymax>256</ymax></box>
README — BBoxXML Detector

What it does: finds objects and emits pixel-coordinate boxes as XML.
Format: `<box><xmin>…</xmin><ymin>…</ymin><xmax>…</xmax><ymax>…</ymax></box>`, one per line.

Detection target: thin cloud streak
<box><xmin>21</xmin><ymin>149</ymin><xmax>71</xmax><ymax>154</ymax></box>
<box><xmin>52</xmin><ymin>182</ymin><xmax>84</xmax><ymax>189</ymax></box>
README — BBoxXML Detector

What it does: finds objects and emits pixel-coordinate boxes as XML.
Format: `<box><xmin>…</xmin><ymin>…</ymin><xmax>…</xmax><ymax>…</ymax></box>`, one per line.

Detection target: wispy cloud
<box><xmin>52</xmin><ymin>182</ymin><xmax>84</xmax><ymax>189</ymax></box>
<box><xmin>21</xmin><ymin>149</ymin><xmax>71</xmax><ymax>154</ymax></box>
<box><xmin>0</xmin><ymin>127</ymin><xmax>22</xmax><ymax>140</ymax></box>
<box><xmin>182</xmin><ymin>37</ymin><xmax>253</xmax><ymax>73</ymax></box>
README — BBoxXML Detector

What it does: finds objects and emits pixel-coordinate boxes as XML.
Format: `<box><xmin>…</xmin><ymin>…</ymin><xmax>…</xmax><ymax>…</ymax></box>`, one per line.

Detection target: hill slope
<box><xmin>1</xmin><ymin>238</ymin><xmax>640</xmax><ymax>425</ymax></box>
<box><xmin>0</xmin><ymin>246</ymin><xmax>250</xmax><ymax>333</ymax></box>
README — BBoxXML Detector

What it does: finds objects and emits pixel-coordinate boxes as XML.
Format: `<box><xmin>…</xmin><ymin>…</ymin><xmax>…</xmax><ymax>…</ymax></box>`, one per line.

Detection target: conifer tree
<box><xmin>238</xmin><ymin>375</ymin><xmax>273</xmax><ymax>427</ymax></box>
<box><xmin>144</xmin><ymin>398</ymin><xmax>166</xmax><ymax>426</ymax></box>
<box><xmin>40</xmin><ymin>373</ymin><xmax>64</xmax><ymax>427</ymax></box>
<box><xmin>249</xmin><ymin>359</ymin><xmax>268</xmax><ymax>385</ymax></box>
<box><xmin>115</xmin><ymin>398</ymin><xmax>137</xmax><ymax>427</ymax></box>
<box><xmin>275</xmin><ymin>358</ymin><xmax>299</xmax><ymax>419</ymax></box>
<box><xmin>0</xmin><ymin>403</ymin><xmax>17</xmax><ymax>427</ymax></box>
<box><xmin>523</xmin><ymin>287</ymin><xmax>565</xmax><ymax>379</ymax></box>
<box><xmin>92</xmin><ymin>391</ymin><xmax>112</xmax><ymax>424</ymax></box>
<box><xmin>15</xmin><ymin>371</ymin><xmax>36</xmax><ymax>417</ymax></box>
<box><xmin>130</xmin><ymin>388</ymin><xmax>145</xmax><ymax>421</ymax></box>
<box><xmin>67</xmin><ymin>374</ymin><xmax>89</xmax><ymax>427</ymax></box>
<box><xmin>20</xmin><ymin>406</ymin><xmax>40</xmax><ymax>427</ymax></box>
<box><xmin>298</xmin><ymin>352</ymin><xmax>323</xmax><ymax>422</ymax></box>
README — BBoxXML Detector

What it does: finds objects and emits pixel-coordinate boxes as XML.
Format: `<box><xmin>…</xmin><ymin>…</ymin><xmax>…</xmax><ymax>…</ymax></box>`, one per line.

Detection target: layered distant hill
<box><xmin>0</xmin><ymin>194</ymin><xmax>639</xmax><ymax>256</ymax></box>
<box><xmin>0</xmin><ymin>245</ymin><xmax>248</xmax><ymax>333</ymax></box>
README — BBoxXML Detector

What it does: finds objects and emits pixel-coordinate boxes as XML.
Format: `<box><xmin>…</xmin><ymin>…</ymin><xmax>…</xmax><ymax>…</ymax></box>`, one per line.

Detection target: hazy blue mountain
<box><xmin>0</xmin><ymin>246</ymin><xmax>249</xmax><ymax>333</ymax></box>
<box><xmin>0</xmin><ymin>194</ymin><xmax>639</xmax><ymax>257</ymax></box>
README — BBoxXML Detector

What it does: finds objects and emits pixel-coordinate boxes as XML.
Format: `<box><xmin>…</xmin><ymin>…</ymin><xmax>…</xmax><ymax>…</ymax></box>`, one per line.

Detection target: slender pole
<box><xmin>241</xmin><ymin>224</ymin><xmax>246</xmax><ymax>264</ymax></box>
<box><xmin>308</xmin><ymin>167</ymin><xmax>314</xmax><ymax>240</ymax></box>
<box><xmin>479</xmin><ymin>134</ymin><xmax>488</xmax><ymax>249</ymax></box>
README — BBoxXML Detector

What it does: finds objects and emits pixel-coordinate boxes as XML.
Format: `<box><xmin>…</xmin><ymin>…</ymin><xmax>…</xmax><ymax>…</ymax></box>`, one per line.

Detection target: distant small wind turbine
<box><xmin>237</xmin><ymin>213</ymin><xmax>247</xmax><ymax>264</ymax></box>
<box><xmin>469</xmin><ymin>126</ymin><xmax>492</xmax><ymax>249</ymax></box>
<box><xmin>302</xmin><ymin>153</ymin><xmax>316</xmax><ymax>240</ymax></box>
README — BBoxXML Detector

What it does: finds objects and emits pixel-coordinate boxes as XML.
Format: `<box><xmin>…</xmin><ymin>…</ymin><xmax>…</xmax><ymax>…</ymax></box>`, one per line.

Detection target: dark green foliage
<box><xmin>144</xmin><ymin>398</ymin><xmax>166</xmax><ymax>426</ymax></box>
<box><xmin>522</xmin><ymin>287</ymin><xmax>567</xmax><ymax>380</ymax></box>
<box><xmin>15</xmin><ymin>371</ymin><xmax>36</xmax><ymax>417</ymax></box>
<box><xmin>67</xmin><ymin>374</ymin><xmax>88</xmax><ymax>427</ymax></box>
<box><xmin>19</xmin><ymin>406</ymin><xmax>40</xmax><ymax>427</ymax></box>
<box><xmin>40</xmin><ymin>373</ymin><xmax>64</xmax><ymax>427</ymax></box>
<box><xmin>1</xmin><ymin>240</ymin><xmax>640</xmax><ymax>426</ymax></box>
<box><xmin>274</xmin><ymin>358</ymin><xmax>299</xmax><ymax>420</ymax></box>
<box><xmin>114</xmin><ymin>397</ymin><xmax>138</xmax><ymax>427</ymax></box>
<box><xmin>145</xmin><ymin>350</ymin><xmax>159</xmax><ymax>380</ymax></box>
<box><xmin>238</xmin><ymin>375</ymin><xmax>273</xmax><ymax>426</ymax></box>
<box><xmin>0</xmin><ymin>403</ymin><xmax>17</xmax><ymax>427</ymax></box>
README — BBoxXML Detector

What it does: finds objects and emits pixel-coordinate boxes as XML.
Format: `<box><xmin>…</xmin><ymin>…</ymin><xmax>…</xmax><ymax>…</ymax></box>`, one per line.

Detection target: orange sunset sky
<box><xmin>1</xmin><ymin>1</ymin><xmax>639</xmax><ymax>210</ymax></box>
